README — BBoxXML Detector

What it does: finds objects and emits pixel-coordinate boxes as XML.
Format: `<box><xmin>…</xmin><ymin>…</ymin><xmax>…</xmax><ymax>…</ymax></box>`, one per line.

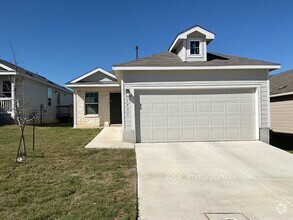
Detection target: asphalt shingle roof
<box><xmin>0</xmin><ymin>59</ymin><xmax>71</xmax><ymax>92</ymax></box>
<box><xmin>270</xmin><ymin>70</ymin><xmax>293</xmax><ymax>95</ymax></box>
<box><xmin>114</xmin><ymin>51</ymin><xmax>279</xmax><ymax>67</ymax></box>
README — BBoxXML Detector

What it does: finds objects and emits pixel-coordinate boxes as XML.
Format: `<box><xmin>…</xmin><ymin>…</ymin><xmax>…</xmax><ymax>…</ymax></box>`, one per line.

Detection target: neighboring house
<box><xmin>270</xmin><ymin>70</ymin><xmax>293</xmax><ymax>134</ymax></box>
<box><xmin>67</xmin><ymin>25</ymin><xmax>280</xmax><ymax>143</ymax></box>
<box><xmin>0</xmin><ymin>59</ymin><xmax>73</xmax><ymax>124</ymax></box>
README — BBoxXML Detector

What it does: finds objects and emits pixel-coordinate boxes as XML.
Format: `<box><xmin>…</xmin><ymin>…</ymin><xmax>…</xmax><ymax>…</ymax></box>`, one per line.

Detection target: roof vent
<box><xmin>278</xmin><ymin>85</ymin><xmax>287</xmax><ymax>90</ymax></box>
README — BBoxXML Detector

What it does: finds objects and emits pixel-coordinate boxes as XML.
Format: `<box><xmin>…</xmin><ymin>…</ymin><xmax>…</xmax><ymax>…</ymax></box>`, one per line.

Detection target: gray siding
<box><xmin>122</xmin><ymin>69</ymin><xmax>269</xmax><ymax>140</ymax></box>
<box><xmin>20</xmin><ymin>77</ymin><xmax>72</xmax><ymax>123</ymax></box>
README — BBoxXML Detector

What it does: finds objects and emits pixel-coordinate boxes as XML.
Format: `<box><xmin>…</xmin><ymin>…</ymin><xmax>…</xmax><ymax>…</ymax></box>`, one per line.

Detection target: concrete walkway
<box><xmin>85</xmin><ymin>126</ymin><xmax>134</xmax><ymax>149</ymax></box>
<box><xmin>136</xmin><ymin>141</ymin><xmax>293</xmax><ymax>220</ymax></box>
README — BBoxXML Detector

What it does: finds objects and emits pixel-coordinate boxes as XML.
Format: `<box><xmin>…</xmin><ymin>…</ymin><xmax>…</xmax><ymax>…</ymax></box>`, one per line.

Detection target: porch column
<box><xmin>73</xmin><ymin>91</ymin><xmax>77</xmax><ymax>128</ymax></box>
<box><xmin>11</xmin><ymin>75</ymin><xmax>15</xmax><ymax>119</ymax></box>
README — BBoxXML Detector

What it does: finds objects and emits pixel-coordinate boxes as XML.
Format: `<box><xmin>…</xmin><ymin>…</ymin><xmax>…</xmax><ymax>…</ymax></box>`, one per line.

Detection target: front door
<box><xmin>110</xmin><ymin>93</ymin><xmax>122</xmax><ymax>124</ymax></box>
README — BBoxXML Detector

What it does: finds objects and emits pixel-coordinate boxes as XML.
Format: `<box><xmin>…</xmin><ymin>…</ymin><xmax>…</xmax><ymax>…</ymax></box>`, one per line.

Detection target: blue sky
<box><xmin>1</xmin><ymin>0</ymin><xmax>293</xmax><ymax>86</ymax></box>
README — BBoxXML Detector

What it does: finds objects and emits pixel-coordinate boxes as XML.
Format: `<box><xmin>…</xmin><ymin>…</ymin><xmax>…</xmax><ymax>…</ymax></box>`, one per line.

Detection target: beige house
<box><xmin>0</xmin><ymin>59</ymin><xmax>73</xmax><ymax>124</ymax></box>
<box><xmin>270</xmin><ymin>70</ymin><xmax>293</xmax><ymax>134</ymax></box>
<box><xmin>67</xmin><ymin>25</ymin><xmax>280</xmax><ymax>144</ymax></box>
<box><xmin>66</xmin><ymin>68</ymin><xmax>121</xmax><ymax>128</ymax></box>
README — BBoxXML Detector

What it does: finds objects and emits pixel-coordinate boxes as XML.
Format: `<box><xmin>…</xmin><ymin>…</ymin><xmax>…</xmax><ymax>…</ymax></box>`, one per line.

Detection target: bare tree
<box><xmin>10</xmin><ymin>45</ymin><xmax>37</xmax><ymax>162</ymax></box>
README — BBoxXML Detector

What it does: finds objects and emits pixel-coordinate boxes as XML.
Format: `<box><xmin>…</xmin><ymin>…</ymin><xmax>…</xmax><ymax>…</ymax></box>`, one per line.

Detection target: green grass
<box><xmin>0</xmin><ymin>124</ymin><xmax>137</xmax><ymax>219</ymax></box>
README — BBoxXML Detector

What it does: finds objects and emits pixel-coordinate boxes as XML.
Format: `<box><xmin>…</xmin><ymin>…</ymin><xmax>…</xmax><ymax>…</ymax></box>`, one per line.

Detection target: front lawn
<box><xmin>0</xmin><ymin>124</ymin><xmax>137</xmax><ymax>219</ymax></box>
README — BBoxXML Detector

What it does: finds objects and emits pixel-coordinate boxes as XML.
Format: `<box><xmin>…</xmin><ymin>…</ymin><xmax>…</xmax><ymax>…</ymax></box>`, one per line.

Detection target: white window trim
<box><xmin>47</xmin><ymin>87</ymin><xmax>52</xmax><ymax>107</ymax></box>
<box><xmin>187</xmin><ymin>38</ymin><xmax>203</xmax><ymax>57</ymax></box>
<box><xmin>84</xmin><ymin>92</ymin><xmax>99</xmax><ymax>115</ymax></box>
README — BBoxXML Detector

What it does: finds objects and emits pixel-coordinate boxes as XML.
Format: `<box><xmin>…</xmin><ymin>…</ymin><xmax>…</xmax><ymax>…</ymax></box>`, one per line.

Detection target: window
<box><xmin>48</xmin><ymin>88</ymin><xmax>52</xmax><ymax>106</ymax></box>
<box><xmin>3</xmin><ymin>81</ymin><xmax>11</xmax><ymax>97</ymax></box>
<box><xmin>57</xmin><ymin>92</ymin><xmax>60</xmax><ymax>105</ymax></box>
<box><xmin>190</xmin><ymin>40</ymin><xmax>200</xmax><ymax>55</ymax></box>
<box><xmin>85</xmin><ymin>92</ymin><xmax>98</xmax><ymax>114</ymax></box>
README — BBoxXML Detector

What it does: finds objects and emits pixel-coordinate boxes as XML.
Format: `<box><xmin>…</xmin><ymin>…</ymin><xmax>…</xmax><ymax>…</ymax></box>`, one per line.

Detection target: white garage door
<box><xmin>135</xmin><ymin>88</ymin><xmax>256</xmax><ymax>143</ymax></box>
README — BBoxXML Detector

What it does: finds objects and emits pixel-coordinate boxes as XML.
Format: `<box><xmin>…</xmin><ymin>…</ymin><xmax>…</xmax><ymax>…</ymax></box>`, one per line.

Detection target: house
<box><xmin>66</xmin><ymin>68</ymin><xmax>120</xmax><ymax>128</ymax></box>
<box><xmin>270</xmin><ymin>70</ymin><xmax>293</xmax><ymax>134</ymax></box>
<box><xmin>67</xmin><ymin>25</ymin><xmax>280</xmax><ymax>143</ymax></box>
<box><xmin>0</xmin><ymin>59</ymin><xmax>73</xmax><ymax>124</ymax></box>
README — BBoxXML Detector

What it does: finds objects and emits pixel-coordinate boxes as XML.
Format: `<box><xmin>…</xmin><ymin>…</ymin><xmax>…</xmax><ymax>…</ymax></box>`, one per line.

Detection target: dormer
<box><xmin>168</xmin><ymin>25</ymin><xmax>215</xmax><ymax>62</ymax></box>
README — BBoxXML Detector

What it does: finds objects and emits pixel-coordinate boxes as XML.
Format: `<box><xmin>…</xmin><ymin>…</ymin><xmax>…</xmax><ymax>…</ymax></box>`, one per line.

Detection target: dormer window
<box><xmin>169</xmin><ymin>25</ymin><xmax>215</xmax><ymax>62</ymax></box>
<box><xmin>187</xmin><ymin>39</ymin><xmax>202</xmax><ymax>57</ymax></box>
<box><xmin>190</xmin><ymin>40</ymin><xmax>200</xmax><ymax>55</ymax></box>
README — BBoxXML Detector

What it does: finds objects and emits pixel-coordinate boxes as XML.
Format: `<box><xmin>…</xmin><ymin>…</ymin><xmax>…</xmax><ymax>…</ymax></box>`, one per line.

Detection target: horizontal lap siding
<box><xmin>271</xmin><ymin>96</ymin><xmax>293</xmax><ymax>133</ymax></box>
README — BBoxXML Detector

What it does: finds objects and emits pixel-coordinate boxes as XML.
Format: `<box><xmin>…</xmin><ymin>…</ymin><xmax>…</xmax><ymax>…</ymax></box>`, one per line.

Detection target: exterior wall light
<box><xmin>126</xmin><ymin>89</ymin><xmax>130</xmax><ymax>97</ymax></box>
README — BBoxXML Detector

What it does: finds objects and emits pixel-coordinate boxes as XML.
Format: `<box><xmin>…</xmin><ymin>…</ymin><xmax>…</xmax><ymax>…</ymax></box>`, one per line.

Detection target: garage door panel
<box><xmin>242</xmin><ymin>116</ymin><xmax>254</xmax><ymax>126</ymax></box>
<box><xmin>136</xmin><ymin>89</ymin><xmax>256</xmax><ymax>142</ymax></box>
<box><xmin>197</xmin><ymin>129</ymin><xmax>211</xmax><ymax>140</ymax></box>
<box><xmin>182</xmin><ymin>117</ymin><xmax>195</xmax><ymax>126</ymax></box>
<box><xmin>152</xmin><ymin>117</ymin><xmax>166</xmax><ymax>127</ymax></box>
<box><xmin>167</xmin><ymin>130</ymin><xmax>181</xmax><ymax>140</ymax></box>
<box><xmin>167</xmin><ymin>117</ymin><xmax>180</xmax><ymax>126</ymax></box>
<box><xmin>197</xmin><ymin>117</ymin><xmax>210</xmax><ymax>126</ymax></box>
<box><xmin>226</xmin><ymin>116</ymin><xmax>240</xmax><ymax>126</ymax></box>
<box><xmin>153</xmin><ymin>130</ymin><xmax>166</xmax><ymax>141</ymax></box>
<box><xmin>168</xmin><ymin>104</ymin><xmax>180</xmax><ymax>113</ymax></box>
<box><xmin>241</xmin><ymin>103</ymin><xmax>254</xmax><ymax>113</ymax></box>
<box><xmin>141</xmin><ymin>117</ymin><xmax>151</xmax><ymax>127</ymax></box>
<box><xmin>152</xmin><ymin>104</ymin><xmax>165</xmax><ymax>113</ymax></box>
<box><xmin>182</xmin><ymin>103</ymin><xmax>194</xmax><ymax>113</ymax></box>
<box><xmin>212</xmin><ymin>129</ymin><xmax>225</xmax><ymax>140</ymax></box>
<box><xmin>212</xmin><ymin>117</ymin><xmax>225</xmax><ymax>126</ymax></box>
<box><xmin>197</xmin><ymin>103</ymin><xmax>210</xmax><ymax>113</ymax></box>
<box><xmin>227</xmin><ymin>129</ymin><xmax>240</xmax><ymax>139</ymax></box>
<box><xmin>212</xmin><ymin>102</ymin><xmax>225</xmax><ymax>113</ymax></box>
<box><xmin>241</xmin><ymin>128</ymin><xmax>255</xmax><ymax>140</ymax></box>
<box><xmin>182</xmin><ymin>130</ymin><xmax>196</xmax><ymax>140</ymax></box>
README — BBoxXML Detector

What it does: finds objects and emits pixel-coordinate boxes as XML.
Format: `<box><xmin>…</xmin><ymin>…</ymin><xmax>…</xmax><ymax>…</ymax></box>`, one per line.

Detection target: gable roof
<box><xmin>270</xmin><ymin>70</ymin><xmax>293</xmax><ymax>97</ymax></box>
<box><xmin>169</xmin><ymin>25</ymin><xmax>215</xmax><ymax>52</ymax></box>
<box><xmin>0</xmin><ymin>59</ymin><xmax>72</xmax><ymax>93</ymax></box>
<box><xmin>68</xmin><ymin>67</ymin><xmax>116</xmax><ymax>84</ymax></box>
<box><xmin>113</xmin><ymin>51</ymin><xmax>280</xmax><ymax>70</ymax></box>
<box><xmin>66</xmin><ymin>67</ymin><xmax>119</xmax><ymax>88</ymax></box>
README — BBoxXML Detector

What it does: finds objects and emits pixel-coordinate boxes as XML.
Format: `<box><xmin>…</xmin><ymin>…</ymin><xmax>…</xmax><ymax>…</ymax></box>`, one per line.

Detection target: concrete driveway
<box><xmin>136</xmin><ymin>141</ymin><xmax>293</xmax><ymax>220</ymax></box>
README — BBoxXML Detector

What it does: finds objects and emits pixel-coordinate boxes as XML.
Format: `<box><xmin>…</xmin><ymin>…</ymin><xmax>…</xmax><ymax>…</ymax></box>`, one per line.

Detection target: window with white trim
<box><xmin>85</xmin><ymin>92</ymin><xmax>98</xmax><ymax>114</ymax></box>
<box><xmin>190</xmin><ymin>40</ymin><xmax>200</xmax><ymax>55</ymax></box>
<box><xmin>48</xmin><ymin>88</ymin><xmax>52</xmax><ymax>106</ymax></box>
